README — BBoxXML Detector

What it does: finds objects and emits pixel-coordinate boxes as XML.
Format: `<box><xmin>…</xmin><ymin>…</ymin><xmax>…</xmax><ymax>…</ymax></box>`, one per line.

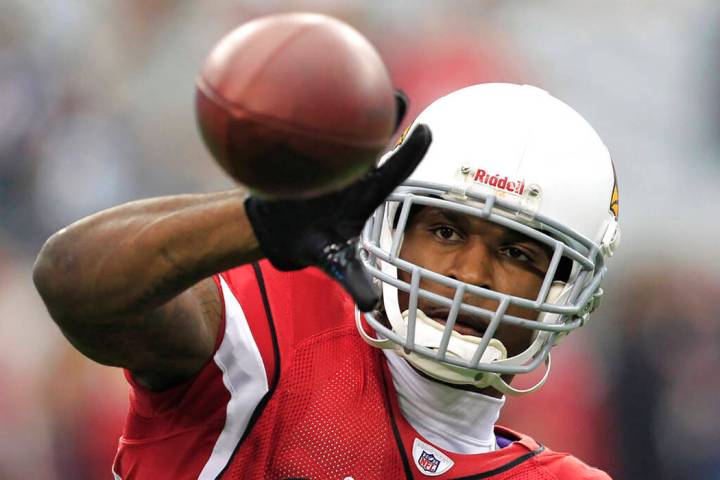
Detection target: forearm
<box><xmin>33</xmin><ymin>189</ymin><xmax>261</xmax><ymax>321</ymax></box>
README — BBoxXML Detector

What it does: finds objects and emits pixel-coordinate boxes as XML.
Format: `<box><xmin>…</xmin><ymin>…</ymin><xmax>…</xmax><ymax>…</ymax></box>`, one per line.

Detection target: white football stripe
<box><xmin>198</xmin><ymin>276</ymin><xmax>269</xmax><ymax>479</ymax></box>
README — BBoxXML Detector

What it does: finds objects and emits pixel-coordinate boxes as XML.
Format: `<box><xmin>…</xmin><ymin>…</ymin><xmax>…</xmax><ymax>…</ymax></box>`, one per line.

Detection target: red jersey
<box><xmin>113</xmin><ymin>261</ymin><xmax>610</xmax><ymax>480</ymax></box>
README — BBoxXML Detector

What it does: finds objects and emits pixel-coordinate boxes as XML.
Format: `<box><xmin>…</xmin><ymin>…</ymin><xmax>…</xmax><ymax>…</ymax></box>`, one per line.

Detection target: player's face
<box><xmin>397</xmin><ymin>207</ymin><xmax>552</xmax><ymax>357</ymax></box>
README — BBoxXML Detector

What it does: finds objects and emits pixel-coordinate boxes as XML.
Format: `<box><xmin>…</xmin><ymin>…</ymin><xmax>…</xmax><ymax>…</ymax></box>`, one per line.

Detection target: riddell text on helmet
<box><xmin>473</xmin><ymin>169</ymin><xmax>526</xmax><ymax>195</ymax></box>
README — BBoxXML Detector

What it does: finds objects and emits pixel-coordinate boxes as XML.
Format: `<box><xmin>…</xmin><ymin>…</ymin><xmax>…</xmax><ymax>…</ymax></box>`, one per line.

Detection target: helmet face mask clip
<box><xmin>355</xmin><ymin>83</ymin><xmax>619</xmax><ymax>396</ymax></box>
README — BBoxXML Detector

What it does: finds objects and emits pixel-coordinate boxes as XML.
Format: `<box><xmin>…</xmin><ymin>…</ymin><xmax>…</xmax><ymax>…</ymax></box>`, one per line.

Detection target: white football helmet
<box><xmin>356</xmin><ymin>83</ymin><xmax>620</xmax><ymax>396</ymax></box>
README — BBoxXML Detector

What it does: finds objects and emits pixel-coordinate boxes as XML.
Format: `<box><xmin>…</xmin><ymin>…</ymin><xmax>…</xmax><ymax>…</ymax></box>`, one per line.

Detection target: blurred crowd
<box><xmin>1</xmin><ymin>1</ymin><xmax>719</xmax><ymax>478</ymax></box>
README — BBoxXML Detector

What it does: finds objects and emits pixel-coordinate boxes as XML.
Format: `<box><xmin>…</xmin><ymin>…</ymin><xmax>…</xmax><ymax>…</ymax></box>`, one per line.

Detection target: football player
<box><xmin>34</xmin><ymin>83</ymin><xmax>619</xmax><ymax>479</ymax></box>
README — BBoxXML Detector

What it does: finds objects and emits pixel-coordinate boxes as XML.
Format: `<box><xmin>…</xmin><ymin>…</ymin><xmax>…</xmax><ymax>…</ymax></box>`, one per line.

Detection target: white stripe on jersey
<box><xmin>198</xmin><ymin>276</ymin><xmax>269</xmax><ymax>479</ymax></box>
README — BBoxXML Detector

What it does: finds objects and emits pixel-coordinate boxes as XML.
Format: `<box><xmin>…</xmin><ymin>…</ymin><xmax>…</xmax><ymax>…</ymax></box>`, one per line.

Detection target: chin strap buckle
<box><xmin>579</xmin><ymin>288</ymin><xmax>604</xmax><ymax>325</ymax></box>
<box><xmin>485</xmin><ymin>353</ymin><xmax>553</xmax><ymax>396</ymax></box>
<box><xmin>355</xmin><ymin>308</ymin><xmax>394</xmax><ymax>350</ymax></box>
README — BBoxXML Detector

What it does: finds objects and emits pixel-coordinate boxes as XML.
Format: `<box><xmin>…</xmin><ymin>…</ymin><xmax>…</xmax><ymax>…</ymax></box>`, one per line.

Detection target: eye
<box><xmin>431</xmin><ymin>226</ymin><xmax>463</xmax><ymax>242</ymax></box>
<box><xmin>499</xmin><ymin>246</ymin><xmax>532</xmax><ymax>263</ymax></box>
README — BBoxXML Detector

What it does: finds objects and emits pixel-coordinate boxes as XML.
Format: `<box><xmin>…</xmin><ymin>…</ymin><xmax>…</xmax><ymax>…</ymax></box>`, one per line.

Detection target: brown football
<box><xmin>195</xmin><ymin>12</ymin><xmax>397</xmax><ymax>198</ymax></box>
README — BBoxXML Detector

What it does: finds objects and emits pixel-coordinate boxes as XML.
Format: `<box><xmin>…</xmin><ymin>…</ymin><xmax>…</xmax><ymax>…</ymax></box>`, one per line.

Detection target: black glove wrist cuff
<box><xmin>244</xmin><ymin>196</ymin><xmax>302</xmax><ymax>271</ymax></box>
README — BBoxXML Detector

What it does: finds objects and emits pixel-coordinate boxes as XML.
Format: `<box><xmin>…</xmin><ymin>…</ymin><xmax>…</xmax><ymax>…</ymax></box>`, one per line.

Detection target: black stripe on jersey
<box><xmin>453</xmin><ymin>445</ymin><xmax>546</xmax><ymax>479</ymax></box>
<box><xmin>381</xmin><ymin>360</ymin><xmax>415</xmax><ymax>479</ymax></box>
<box><xmin>216</xmin><ymin>262</ymin><xmax>281</xmax><ymax>479</ymax></box>
<box><xmin>252</xmin><ymin>261</ymin><xmax>281</xmax><ymax>390</ymax></box>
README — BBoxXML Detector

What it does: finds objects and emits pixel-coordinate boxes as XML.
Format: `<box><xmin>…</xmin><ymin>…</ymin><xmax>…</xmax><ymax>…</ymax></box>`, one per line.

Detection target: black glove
<box><xmin>245</xmin><ymin>123</ymin><xmax>432</xmax><ymax>311</ymax></box>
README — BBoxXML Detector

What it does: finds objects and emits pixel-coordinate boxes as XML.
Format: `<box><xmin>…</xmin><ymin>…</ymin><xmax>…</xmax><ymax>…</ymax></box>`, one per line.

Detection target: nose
<box><xmin>445</xmin><ymin>237</ymin><xmax>494</xmax><ymax>290</ymax></box>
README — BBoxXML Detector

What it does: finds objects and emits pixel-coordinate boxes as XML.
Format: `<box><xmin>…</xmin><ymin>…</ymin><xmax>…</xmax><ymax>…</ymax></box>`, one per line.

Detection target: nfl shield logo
<box><xmin>418</xmin><ymin>451</ymin><xmax>440</xmax><ymax>473</ymax></box>
<box><xmin>413</xmin><ymin>438</ymin><xmax>454</xmax><ymax>476</ymax></box>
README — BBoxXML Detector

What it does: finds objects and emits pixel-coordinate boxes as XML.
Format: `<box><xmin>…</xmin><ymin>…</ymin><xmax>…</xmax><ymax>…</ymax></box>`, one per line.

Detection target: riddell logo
<box><xmin>473</xmin><ymin>169</ymin><xmax>526</xmax><ymax>195</ymax></box>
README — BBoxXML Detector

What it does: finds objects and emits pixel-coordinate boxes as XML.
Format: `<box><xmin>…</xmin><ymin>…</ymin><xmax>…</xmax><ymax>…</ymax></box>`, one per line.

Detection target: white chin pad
<box><xmin>399</xmin><ymin>309</ymin><xmax>507</xmax><ymax>364</ymax></box>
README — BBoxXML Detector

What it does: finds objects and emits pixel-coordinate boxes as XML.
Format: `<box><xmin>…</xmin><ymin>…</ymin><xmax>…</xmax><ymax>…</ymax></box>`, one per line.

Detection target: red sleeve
<box><xmin>115</xmin><ymin>262</ymin><xmax>357</xmax><ymax>478</ymax></box>
<box><xmin>122</xmin><ymin>275</ymin><xmax>227</xmax><ymax>418</ymax></box>
<box><xmin>115</xmin><ymin>276</ymin><xmax>231</xmax><ymax>478</ymax></box>
<box><xmin>123</xmin><ymin>261</ymin><xmax>352</xmax><ymax>418</ymax></box>
<box><xmin>219</xmin><ymin>261</ymin><xmax>356</xmax><ymax>385</ymax></box>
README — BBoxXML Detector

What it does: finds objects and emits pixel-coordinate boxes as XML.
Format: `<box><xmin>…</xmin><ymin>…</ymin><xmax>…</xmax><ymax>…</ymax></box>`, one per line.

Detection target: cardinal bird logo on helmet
<box><xmin>395</xmin><ymin>126</ymin><xmax>411</xmax><ymax>148</ymax></box>
<box><xmin>609</xmin><ymin>164</ymin><xmax>619</xmax><ymax>219</ymax></box>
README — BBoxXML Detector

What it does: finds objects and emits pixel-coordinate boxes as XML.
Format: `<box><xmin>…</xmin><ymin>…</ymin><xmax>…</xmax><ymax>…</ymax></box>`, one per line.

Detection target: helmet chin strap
<box><xmin>405</xmin><ymin>346</ymin><xmax>553</xmax><ymax>396</ymax></box>
<box><xmin>478</xmin><ymin>354</ymin><xmax>553</xmax><ymax>396</ymax></box>
<box><xmin>355</xmin><ymin>306</ymin><xmax>554</xmax><ymax>396</ymax></box>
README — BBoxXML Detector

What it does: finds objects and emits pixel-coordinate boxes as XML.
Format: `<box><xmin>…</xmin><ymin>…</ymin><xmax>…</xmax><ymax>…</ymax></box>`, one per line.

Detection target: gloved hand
<box><xmin>245</xmin><ymin>121</ymin><xmax>432</xmax><ymax>312</ymax></box>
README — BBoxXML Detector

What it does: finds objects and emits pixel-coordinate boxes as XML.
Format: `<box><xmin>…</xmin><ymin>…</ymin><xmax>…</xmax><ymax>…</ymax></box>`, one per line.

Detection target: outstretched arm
<box><xmin>33</xmin><ymin>190</ymin><xmax>261</xmax><ymax>389</ymax></box>
<box><xmin>33</xmin><ymin>124</ymin><xmax>431</xmax><ymax>391</ymax></box>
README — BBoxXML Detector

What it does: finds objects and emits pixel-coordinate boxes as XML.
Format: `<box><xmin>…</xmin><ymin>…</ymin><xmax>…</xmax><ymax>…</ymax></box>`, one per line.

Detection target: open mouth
<box><xmin>424</xmin><ymin>307</ymin><xmax>489</xmax><ymax>338</ymax></box>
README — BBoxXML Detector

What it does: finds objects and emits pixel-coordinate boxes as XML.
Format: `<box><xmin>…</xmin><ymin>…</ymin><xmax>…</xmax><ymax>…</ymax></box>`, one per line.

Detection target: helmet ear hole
<box><xmin>554</xmin><ymin>257</ymin><xmax>572</xmax><ymax>282</ymax></box>
<box><xmin>391</xmin><ymin>204</ymin><xmax>425</xmax><ymax>230</ymax></box>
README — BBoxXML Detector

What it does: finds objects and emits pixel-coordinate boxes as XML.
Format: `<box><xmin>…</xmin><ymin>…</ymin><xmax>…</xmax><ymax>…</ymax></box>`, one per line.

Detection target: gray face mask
<box><xmin>356</xmin><ymin>181</ymin><xmax>607</xmax><ymax>396</ymax></box>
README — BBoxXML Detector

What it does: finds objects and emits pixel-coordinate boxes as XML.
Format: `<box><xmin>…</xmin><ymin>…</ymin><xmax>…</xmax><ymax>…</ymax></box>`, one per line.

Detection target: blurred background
<box><xmin>1</xmin><ymin>0</ymin><xmax>719</xmax><ymax>478</ymax></box>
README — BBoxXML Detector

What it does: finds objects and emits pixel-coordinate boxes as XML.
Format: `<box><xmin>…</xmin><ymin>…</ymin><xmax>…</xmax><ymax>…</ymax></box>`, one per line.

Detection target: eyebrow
<box><xmin>434</xmin><ymin>208</ymin><xmax>467</xmax><ymax>228</ymax></box>
<box><xmin>433</xmin><ymin>208</ymin><xmax>552</xmax><ymax>258</ymax></box>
